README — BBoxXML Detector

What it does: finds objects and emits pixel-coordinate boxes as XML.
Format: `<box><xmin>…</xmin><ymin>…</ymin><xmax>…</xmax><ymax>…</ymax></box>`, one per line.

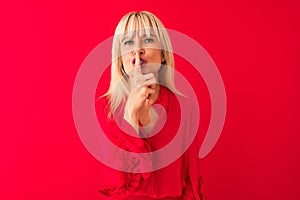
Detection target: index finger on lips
<box><xmin>134</xmin><ymin>51</ymin><xmax>142</xmax><ymax>77</ymax></box>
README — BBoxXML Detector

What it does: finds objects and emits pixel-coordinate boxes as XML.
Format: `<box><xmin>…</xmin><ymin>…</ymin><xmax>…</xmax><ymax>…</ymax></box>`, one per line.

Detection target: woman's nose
<box><xmin>132</xmin><ymin>49</ymin><xmax>145</xmax><ymax>57</ymax></box>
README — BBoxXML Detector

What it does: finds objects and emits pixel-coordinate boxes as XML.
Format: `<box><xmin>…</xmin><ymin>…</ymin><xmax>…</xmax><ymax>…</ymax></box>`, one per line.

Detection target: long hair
<box><xmin>104</xmin><ymin>11</ymin><xmax>179</xmax><ymax>115</ymax></box>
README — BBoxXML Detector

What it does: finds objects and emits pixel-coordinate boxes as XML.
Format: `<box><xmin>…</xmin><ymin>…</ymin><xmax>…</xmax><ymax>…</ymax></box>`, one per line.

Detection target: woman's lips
<box><xmin>132</xmin><ymin>58</ymin><xmax>146</xmax><ymax>66</ymax></box>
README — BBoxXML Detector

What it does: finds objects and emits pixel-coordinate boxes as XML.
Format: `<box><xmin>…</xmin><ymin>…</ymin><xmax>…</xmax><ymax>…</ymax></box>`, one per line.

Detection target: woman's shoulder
<box><xmin>159</xmin><ymin>86</ymin><xmax>197</xmax><ymax>111</ymax></box>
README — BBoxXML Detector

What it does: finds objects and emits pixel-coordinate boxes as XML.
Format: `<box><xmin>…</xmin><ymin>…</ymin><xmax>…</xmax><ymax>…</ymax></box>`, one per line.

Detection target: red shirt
<box><xmin>96</xmin><ymin>86</ymin><xmax>203</xmax><ymax>200</ymax></box>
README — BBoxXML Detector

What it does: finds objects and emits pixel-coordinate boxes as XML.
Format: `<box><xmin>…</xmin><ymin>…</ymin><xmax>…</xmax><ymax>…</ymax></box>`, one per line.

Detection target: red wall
<box><xmin>1</xmin><ymin>0</ymin><xmax>300</xmax><ymax>199</ymax></box>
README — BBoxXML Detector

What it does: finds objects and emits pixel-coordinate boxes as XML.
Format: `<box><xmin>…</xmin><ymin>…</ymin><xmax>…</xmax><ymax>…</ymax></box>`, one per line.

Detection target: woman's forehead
<box><xmin>122</xmin><ymin>28</ymin><xmax>157</xmax><ymax>38</ymax></box>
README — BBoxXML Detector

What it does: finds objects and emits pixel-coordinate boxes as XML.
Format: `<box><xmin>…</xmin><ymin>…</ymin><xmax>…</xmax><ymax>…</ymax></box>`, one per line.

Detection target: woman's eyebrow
<box><xmin>141</xmin><ymin>33</ymin><xmax>157</xmax><ymax>38</ymax></box>
<box><xmin>121</xmin><ymin>36</ymin><xmax>131</xmax><ymax>42</ymax></box>
<box><xmin>121</xmin><ymin>33</ymin><xmax>156</xmax><ymax>42</ymax></box>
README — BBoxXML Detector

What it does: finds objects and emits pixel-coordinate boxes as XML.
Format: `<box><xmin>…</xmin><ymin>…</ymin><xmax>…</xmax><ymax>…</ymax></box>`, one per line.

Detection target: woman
<box><xmin>96</xmin><ymin>11</ymin><xmax>203</xmax><ymax>200</ymax></box>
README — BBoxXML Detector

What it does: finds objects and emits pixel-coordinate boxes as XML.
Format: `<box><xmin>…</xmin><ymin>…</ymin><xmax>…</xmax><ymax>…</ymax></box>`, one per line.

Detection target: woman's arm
<box><xmin>96</xmin><ymin>97</ymin><xmax>152</xmax><ymax>198</ymax></box>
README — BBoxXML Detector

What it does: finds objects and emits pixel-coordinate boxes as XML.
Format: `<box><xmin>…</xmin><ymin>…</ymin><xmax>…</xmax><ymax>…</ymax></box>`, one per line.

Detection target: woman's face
<box><xmin>120</xmin><ymin>31</ymin><xmax>165</xmax><ymax>79</ymax></box>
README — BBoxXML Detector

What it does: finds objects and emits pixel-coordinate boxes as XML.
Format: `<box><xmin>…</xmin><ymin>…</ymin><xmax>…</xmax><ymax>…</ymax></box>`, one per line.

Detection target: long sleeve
<box><xmin>181</xmin><ymin>98</ymin><xmax>204</xmax><ymax>200</ymax></box>
<box><xmin>181</xmin><ymin>134</ymin><xmax>204</xmax><ymax>200</ymax></box>
<box><xmin>96</xmin><ymin>97</ymin><xmax>152</xmax><ymax>198</ymax></box>
<box><xmin>187</xmin><ymin>143</ymin><xmax>203</xmax><ymax>200</ymax></box>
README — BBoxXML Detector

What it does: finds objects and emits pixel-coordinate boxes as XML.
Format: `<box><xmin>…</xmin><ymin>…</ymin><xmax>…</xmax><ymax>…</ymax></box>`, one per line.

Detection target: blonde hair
<box><xmin>104</xmin><ymin>11</ymin><xmax>179</xmax><ymax>114</ymax></box>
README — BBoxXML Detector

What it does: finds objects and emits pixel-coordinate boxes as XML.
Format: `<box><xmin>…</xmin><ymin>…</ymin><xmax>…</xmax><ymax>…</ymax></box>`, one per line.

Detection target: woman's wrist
<box><xmin>129</xmin><ymin>112</ymin><xmax>139</xmax><ymax>125</ymax></box>
<box><xmin>124</xmin><ymin>108</ymin><xmax>139</xmax><ymax>130</ymax></box>
<box><xmin>138</xmin><ymin>109</ymin><xmax>151</xmax><ymax>126</ymax></box>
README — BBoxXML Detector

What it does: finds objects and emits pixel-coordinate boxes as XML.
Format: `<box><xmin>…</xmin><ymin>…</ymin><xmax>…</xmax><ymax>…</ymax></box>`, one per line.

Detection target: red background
<box><xmin>1</xmin><ymin>0</ymin><xmax>300</xmax><ymax>199</ymax></box>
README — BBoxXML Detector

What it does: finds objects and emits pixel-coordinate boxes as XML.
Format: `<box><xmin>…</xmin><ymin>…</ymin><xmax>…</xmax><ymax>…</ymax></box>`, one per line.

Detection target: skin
<box><xmin>121</xmin><ymin>34</ymin><xmax>165</xmax><ymax>126</ymax></box>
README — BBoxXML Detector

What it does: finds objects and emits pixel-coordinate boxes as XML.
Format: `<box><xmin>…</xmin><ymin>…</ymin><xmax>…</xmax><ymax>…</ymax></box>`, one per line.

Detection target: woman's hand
<box><xmin>124</xmin><ymin>56</ymin><xmax>158</xmax><ymax>127</ymax></box>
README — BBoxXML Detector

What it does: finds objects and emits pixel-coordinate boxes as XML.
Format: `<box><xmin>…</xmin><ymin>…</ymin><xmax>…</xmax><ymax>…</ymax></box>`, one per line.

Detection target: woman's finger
<box><xmin>134</xmin><ymin>52</ymin><xmax>142</xmax><ymax>76</ymax></box>
<box><xmin>134</xmin><ymin>78</ymin><xmax>156</xmax><ymax>90</ymax></box>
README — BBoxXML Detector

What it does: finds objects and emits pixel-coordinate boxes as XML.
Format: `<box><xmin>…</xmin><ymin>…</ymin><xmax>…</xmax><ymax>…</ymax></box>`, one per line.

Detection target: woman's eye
<box><xmin>124</xmin><ymin>40</ymin><xmax>134</xmax><ymax>45</ymax></box>
<box><xmin>144</xmin><ymin>38</ymin><xmax>154</xmax><ymax>43</ymax></box>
